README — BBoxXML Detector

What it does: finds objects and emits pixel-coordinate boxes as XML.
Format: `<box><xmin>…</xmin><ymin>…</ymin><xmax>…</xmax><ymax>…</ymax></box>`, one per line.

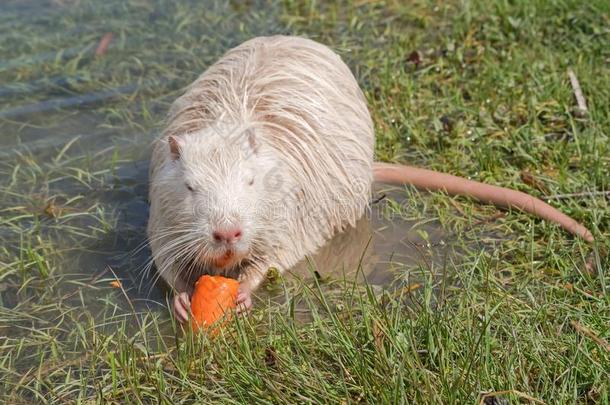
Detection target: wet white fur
<box><xmin>147</xmin><ymin>35</ymin><xmax>374</xmax><ymax>294</ymax></box>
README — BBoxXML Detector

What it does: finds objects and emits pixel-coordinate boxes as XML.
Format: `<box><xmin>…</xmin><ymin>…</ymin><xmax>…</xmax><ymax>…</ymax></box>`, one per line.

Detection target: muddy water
<box><xmin>252</xmin><ymin>184</ymin><xmax>462</xmax><ymax>320</ymax></box>
<box><xmin>288</xmin><ymin>185</ymin><xmax>454</xmax><ymax>286</ymax></box>
<box><xmin>0</xmin><ymin>0</ymin><xmax>465</xmax><ymax>323</ymax></box>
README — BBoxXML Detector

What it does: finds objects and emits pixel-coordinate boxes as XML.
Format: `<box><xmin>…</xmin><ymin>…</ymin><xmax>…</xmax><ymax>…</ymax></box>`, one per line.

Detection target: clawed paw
<box><xmin>173</xmin><ymin>292</ymin><xmax>191</xmax><ymax>324</ymax></box>
<box><xmin>236</xmin><ymin>286</ymin><xmax>253</xmax><ymax>315</ymax></box>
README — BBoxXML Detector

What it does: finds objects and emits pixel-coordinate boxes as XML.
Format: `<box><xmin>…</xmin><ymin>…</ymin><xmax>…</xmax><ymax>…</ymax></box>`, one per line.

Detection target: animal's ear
<box><xmin>168</xmin><ymin>136</ymin><xmax>184</xmax><ymax>160</ymax></box>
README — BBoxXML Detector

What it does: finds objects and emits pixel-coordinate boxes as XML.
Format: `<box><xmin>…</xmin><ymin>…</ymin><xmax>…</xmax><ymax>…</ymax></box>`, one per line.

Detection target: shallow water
<box><xmin>0</xmin><ymin>0</ymin><xmax>474</xmax><ymax>323</ymax></box>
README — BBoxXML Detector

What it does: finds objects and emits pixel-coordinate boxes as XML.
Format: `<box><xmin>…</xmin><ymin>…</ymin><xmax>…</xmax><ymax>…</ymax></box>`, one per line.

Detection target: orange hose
<box><xmin>373</xmin><ymin>162</ymin><xmax>594</xmax><ymax>243</ymax></box>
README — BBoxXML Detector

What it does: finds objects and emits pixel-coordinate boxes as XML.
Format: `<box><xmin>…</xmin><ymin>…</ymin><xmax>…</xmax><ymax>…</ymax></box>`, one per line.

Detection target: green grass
<box><xmin>1</xmin><ymin>0</ymin><xmax>609</xmax><ymax>403</ymax></box>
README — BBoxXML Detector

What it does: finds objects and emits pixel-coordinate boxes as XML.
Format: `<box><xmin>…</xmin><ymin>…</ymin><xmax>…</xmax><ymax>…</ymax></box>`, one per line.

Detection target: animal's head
<box><xmin>160</xmin><ymin>124</ymin><xmax>291</xmax><ymax>271</ymax></box>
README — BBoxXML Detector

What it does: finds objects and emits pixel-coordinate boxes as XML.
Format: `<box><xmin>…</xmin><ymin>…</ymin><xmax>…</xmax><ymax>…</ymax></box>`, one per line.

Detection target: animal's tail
<box><xmin>373</xmin><ymin>162</ymin><xmax>594</xmax><ymax>243</ymax></box>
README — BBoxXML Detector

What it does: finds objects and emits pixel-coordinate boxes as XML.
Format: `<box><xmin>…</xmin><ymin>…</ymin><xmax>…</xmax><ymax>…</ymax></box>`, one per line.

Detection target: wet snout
<box><xmin>210</xmin><ymin>220</ymin><xmax>247</xmax><ymax>268</ymax></box>
<box><xmin>212</xmin><ymin>225</ymin><xmax>243</xmax><ymax>245</ymax></box>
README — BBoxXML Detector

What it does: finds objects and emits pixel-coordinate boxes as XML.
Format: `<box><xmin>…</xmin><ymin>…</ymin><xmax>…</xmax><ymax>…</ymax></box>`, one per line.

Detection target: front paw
<box><xmin>173</xmin><ymin>292</ymin><xmax>191</xmax><ymax>324</ymax></box>
<box><xmin>236</xmin><ymin>286</ymin><xmax>253</xmax><ymax>315</ymax></box>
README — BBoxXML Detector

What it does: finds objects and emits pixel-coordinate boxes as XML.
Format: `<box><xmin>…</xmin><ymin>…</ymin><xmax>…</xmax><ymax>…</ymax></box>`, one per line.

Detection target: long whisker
<box><xmin>148</xmin><ymin>237</ymin><xmax>205</xmax><ymax>292</ymax></box>
<box><xmin>137</xmin><ymin>232</ymin><xmax>201</xmax><ymax>292</ymax></box>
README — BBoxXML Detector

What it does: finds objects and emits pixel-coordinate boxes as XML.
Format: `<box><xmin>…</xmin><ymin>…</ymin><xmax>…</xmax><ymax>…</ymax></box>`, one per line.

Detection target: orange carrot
<box><xmin>190</xmin><ymin>275</ymin><xmax>239</xmax><ymax>333</ymax></box>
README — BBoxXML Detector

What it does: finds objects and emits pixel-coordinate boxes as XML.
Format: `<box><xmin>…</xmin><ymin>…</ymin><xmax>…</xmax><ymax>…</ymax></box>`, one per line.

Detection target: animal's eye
<box><xmin>247</xmin><ymin>178</ymin><xmax>254</xmax><ymax>186</ymax></box>
<box><xmin>186</xmin><ymin>184</ymin><xmax>194</xmax><ymax>192</ymax></box>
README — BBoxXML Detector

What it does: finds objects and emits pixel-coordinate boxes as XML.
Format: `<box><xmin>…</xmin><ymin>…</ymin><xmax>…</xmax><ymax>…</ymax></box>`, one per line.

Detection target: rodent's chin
<box><xmin>210</xmin><ymin>249</ymin><xmax>247</xmax><ymax>269</ymax></box>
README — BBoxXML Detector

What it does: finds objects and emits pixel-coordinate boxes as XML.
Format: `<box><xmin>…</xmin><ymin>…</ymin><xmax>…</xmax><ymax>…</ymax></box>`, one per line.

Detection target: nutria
<box><xmin>146</xmin><ymin>35</ymin><xmax>593</xmax><ymax>322</ymax></box>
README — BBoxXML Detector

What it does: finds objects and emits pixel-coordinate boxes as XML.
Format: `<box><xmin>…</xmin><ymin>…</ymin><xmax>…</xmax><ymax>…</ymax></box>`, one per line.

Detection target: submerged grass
<box><xmin>1</xmin><ymin>0</ymin><xmax>609</xmax><ymax>403</ymax></box>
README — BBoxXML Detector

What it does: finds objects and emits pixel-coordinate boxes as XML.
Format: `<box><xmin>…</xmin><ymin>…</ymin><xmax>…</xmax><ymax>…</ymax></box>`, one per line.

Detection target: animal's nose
<box><xmin>212</xmin><ymin>226</ymin><xmax>243</xmax><ymax>244</ymax></box>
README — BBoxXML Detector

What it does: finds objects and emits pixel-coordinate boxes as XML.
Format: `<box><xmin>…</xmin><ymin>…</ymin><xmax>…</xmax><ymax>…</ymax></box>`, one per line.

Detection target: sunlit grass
<box><xmin>1</xmin><ymin>0</ymin><xmax>608</xmax><ymax>403</ymax></box>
